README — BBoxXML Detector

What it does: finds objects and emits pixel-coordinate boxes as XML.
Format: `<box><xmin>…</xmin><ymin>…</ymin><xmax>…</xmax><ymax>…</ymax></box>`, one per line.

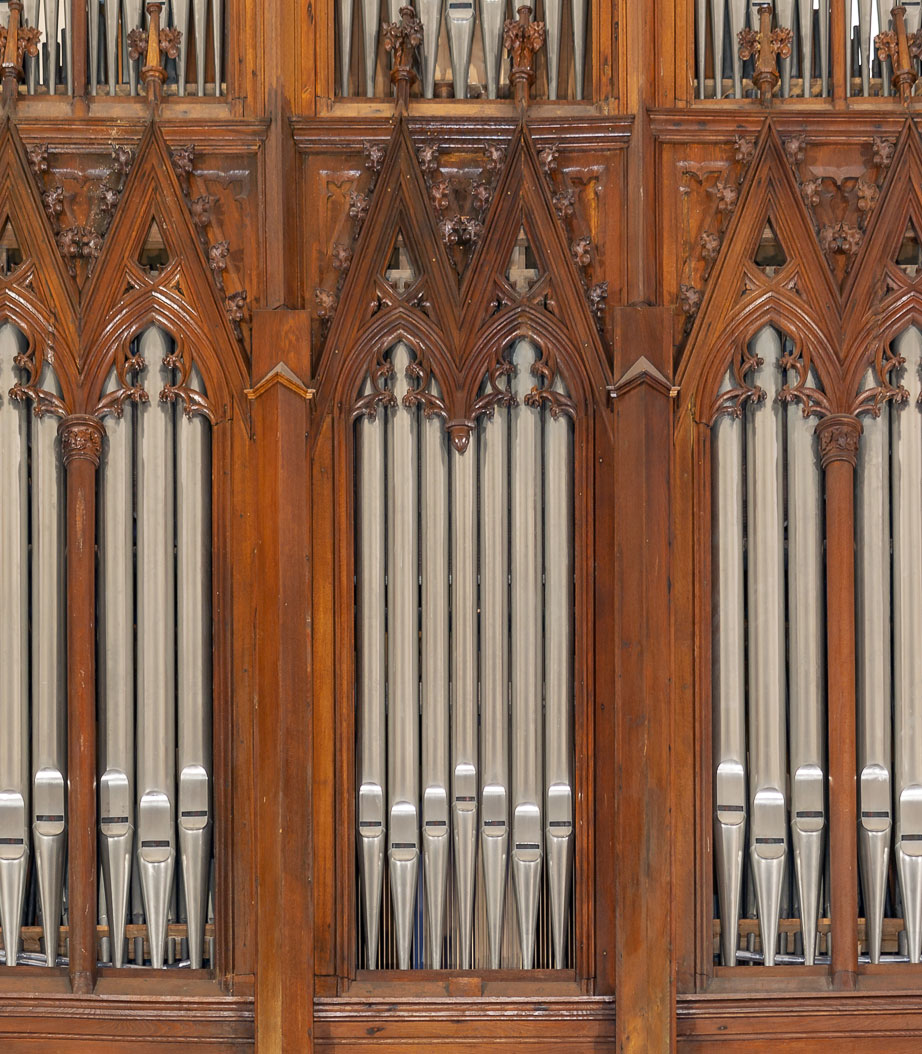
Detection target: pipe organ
<box><xmin>98</xmin><ymin>326</ymin><xmax>214</xmax><ymax>970</ymax></box>
<box><xmin>712</xmin><ymin>327</ymin><xmax>828</xmax><ymax>967</ymax></box>
<box><xmin>355</xmin><ymin>339</ymin><xmax>574</xmax><ymax>971</ymax></box>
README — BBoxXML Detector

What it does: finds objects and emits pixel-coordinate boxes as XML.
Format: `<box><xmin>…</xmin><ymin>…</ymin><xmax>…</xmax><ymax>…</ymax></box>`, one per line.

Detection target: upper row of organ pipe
<box><xmin>338</xmin><ymin>0</ymin><xmax>588</xmax><ymax>100</ymax></box>
<box><xmin>695</xmin><ymin>1</ymin><xmax>922</xmax><ymax>100</ymax></box>
<box><xmin>12</xmin><ymin>0</ymin><xmax>224</xmax><ymax>95</ymax></box>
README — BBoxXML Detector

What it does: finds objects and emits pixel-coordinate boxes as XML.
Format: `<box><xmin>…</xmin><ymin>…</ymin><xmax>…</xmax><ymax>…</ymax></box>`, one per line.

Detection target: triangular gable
<box><xmin>678</xmin><ymin>120</ymin><xmax>841</xmax><ymax>412</ymax></box>
<box><xmin>81</xmin><ymin>121</ymin><xmax>248</xmax><ymax>422</ymax></box>
<box><xmin>461</xmin><ymin>123</ymin><xmax>609</xmax><ymax>402</ymax></box>
<box><xmin>0</xmin><ymin>120</ymin><xmax>80</xmax><ymax>404</ymax></box>
<box><xmin>842</xmin><ymin>120</ymin><xmax>922</xmax><ymax>330</ymax></box>
<box><xmin>313</xmin><ymin>116</ymin><xmax>459</xmax><ymax>412</ymax></box>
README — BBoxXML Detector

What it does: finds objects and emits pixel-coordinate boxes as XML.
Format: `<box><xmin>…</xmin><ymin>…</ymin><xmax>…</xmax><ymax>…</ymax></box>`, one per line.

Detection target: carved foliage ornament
<box><xmin>353</xmin><ymin>342</ymin><xmax>574</xmax><ymax>453</ymax></box>
<box><xmin>58</xmin><ymin>415</ymin><xmax>104</xmax><ymax>466</ymax></box>
<box><xmin>8</xmin><ymin>333</ymin><xmax>66</xmax><ymax>418</ymax></box>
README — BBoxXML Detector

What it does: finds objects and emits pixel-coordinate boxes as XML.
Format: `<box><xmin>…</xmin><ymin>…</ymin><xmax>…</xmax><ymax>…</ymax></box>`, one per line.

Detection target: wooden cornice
<box><xmin>291</xmin><ymin>114</ymin><xmax>634</xmax><ymax>153</ymax></box>
<box><xmin>649</xmin><ymin>109</ymin><xmax>908</xmax><ymax>144</ymax></box>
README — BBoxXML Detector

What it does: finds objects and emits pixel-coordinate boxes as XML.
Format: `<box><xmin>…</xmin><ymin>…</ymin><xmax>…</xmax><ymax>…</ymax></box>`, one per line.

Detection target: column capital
<box><xmin>816</xmin><ymin>413</ymin><xmax>862</xmax><ymax>469</ymax></box>
<box><xmin>58</xmin><ymin>414</ymin><xmax>104</xmax><ymax>468</ymax></box>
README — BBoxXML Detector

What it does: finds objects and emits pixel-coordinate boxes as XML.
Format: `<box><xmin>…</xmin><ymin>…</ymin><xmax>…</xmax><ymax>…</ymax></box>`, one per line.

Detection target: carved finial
<box><xmin>383</xmin><ymin>5</ymin><xmax>423</xmax><ymax>111</ymax></box>
<box><xmin>504</xmin><ymin>6</ymin><xmax>545</xmax><ymax>107</ymax></box>
<box><xmin>0</xmin><ymin>1</ymin><xmax>41</xmax><ymax>105</ymax></box>
<box><xmin>876</xmin><ymin>6</ymin><xmax>921</xmax><ymax>102</ymax></box>
<box><xmin>738</xmin><ymin>3</ymin><xmax>792</xmax><ymax>105</ymax></box>
<box><xmin>130</xmin><ymin>1</ymin><xmax>182</xmax><ymax>105</ymax></box>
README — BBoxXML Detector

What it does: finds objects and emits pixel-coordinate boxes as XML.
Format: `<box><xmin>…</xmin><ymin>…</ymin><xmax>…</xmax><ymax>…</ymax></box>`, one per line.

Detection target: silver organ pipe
<box><xmin>31</xmin><ymin>366</ymin><xmax>67</xmax><ymax>968</ymax></box>
<box><xmin>136</xmin><ymin>327</ymin><xmax>177</xmax><ymax>971</ymax></box>
<box><xmin>0</xmin><ymin>325</ymin><xmax>32</xmax><ymax>967</ymax></box>
<box><xmin>418</xmin><ymin>0</ymin><xmax>443</xmax><ymax>97</ymax></box>
<box><xmin>785</xmin><ymin>366</ymin><xmax>825</xmax><ymax>967</ymax></box>
<box><xmin>545</xmin><ymin>0</ymin><xmax>563</xmax><ymax>99</ymax></box>
<box><xmin>385</xmin><ymin>342</ymin><xmax>421</xmax><ymax>971</ymax></box>
<box><xmin>447</xmin><ymin>0</ymin><xmax>476</xmax><ymax>100</ymax></box>
<box><xmin>510</xmin><ymin>341</ymin><xmax>543</xmax><ymax>970</ymax></box>
<box><xmin>713</xmin><ymin>328</ymin><xmax>827</xmax><ymax>967</ymax></box>
<box><xmin>728</xmin><ymin>0</ymin><xmax>746</xmax><ymax>98</ymax></box>
<box><xmin>421</xmin><ymin>390</ymin><xmax>450</xmax><ymax>968</ymax></box>
<box><xmin>544</xmin><ymin>374</ymin><xmax>574</xmax><ymax>970</ymax></box>
<box><xmin>99</xmin><ymin>367</ymin><xmax>136</xmax><ymax>970</ymax></box>
<box><xmin>855</xmin><ymin>368</ymin><xmax>891</xmax><ymax>965</ymax></box>
<box><xmin>356</xmin><ymin>342</ymin><xmax>575</xmax><ymax>971</ymax></box>
<box><xmin>356</xmin><ymin>379</ymin><xmax>386</xmax><ymax>968</ymax></box>
<box><xmin>746</xmin><ymin>327</ymin><xmax>788</xmax><ymax>968</ymax></box>
<box><xmin>479</xmin><ymin>378</ymin><xmax>510</xmax><ymax>970</ymax></box>
<box><xmin>479</xmin><ymin>0</ymin><xmax>505</xmax><ymax>100</ymax></box>
<box><xmin>451</xmin><ymin>430</ymin><xmax>478</xmax><ymax>969</ymax></box>
<box><xmin>571</xmin><ymin>0</ymin><xmax>588</xmax><ymax>98</ymax></box>
<box><xmin>176</xmin><ymin>365</ymin><xmax>213</xmax><ymax>971</ymax></box>
<box><xmin>98</xmin><ymin>328</ymin><xmax>214</xmax><ymax>970</ymax></box>
<box><xmin>774</xmin><ymin>0</ymin><xmax>794</xmax><ymax>95</ymax></box>
<box><xmin>892</xmin><ymin>327</ymin><xmax>922</xmax><ymax>963</ymax></box>
<box><xmin>712</xmin><ymin>373</ymin><xmax>747</xmax><ymax>968</ymax></box>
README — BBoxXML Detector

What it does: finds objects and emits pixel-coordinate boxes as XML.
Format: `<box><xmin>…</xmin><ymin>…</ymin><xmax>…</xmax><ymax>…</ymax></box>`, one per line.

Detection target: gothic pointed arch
<box><xmin>677</xmin><ymin>121</ymin><xmax>842</xmax><ymax>419</ymax></box>
<box><xmin>0</xmin><ymin>120</ymin><xmax>80</xmax><ymax>413</ymax></box>
<box><xmin>461</xmin><ymin>123</ymin><xmax>610</xmax><ymax>418</ymax></box>
<box><xmin>312</xmin><ymin>116</ymin><xmax>458</xmax><ymax>421</ymax></box>
<box><xmin>80</xmin><ymin>122</ymin><xmax>248</xmax><ymax>424</ymax></box>
<box><xmin>841</xmin><ymin>121</ymin><xmax>922</xmax><ymax>404</ymax></box>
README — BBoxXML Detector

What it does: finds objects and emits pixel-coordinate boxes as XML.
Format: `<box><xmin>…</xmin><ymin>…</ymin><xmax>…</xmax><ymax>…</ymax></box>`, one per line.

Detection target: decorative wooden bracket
<box><xmin>875</xmin><ymin>6</ymin><xmax>921</xmax><ymax>103</ymax></box>
<box><xmin>383</xmin><ymin>5</ymin><xmax>423</xmax><ymax>112</ymax></box>
<box><xmin>0</xmin><ymin>1</ymin><xmax>41</xmax><ymax>106</ymax></box>
<box><xmin>128</xmin><ymin>0</ymin><xmax>182</xmax><ymax>106</ymax></box>
<box><xmin>738</xmin><ymin>3</ymin><xmax>792</xmax><ymax>105</ymax></box>
<box><xmin>504</xmin><ymin>5</ymin><xmax>546</xmax><ymax>107</ymax></box>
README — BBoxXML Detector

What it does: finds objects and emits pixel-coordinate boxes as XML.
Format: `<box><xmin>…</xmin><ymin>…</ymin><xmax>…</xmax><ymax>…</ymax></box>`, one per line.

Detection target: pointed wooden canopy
<box><xmin>314</xmin><ymin>116</ymin><xmax>610</xmax><ymax>421</ymax></box>
<box><xmin>678</xmin><ymin>120</ymin><xmax>843</xmax><ymax>416</ymax></box>
<box><xmin>81</xmin><ymin>121</ymin><xmax>248</xmax><ymax>422</ymax></box>
<box><xmin>0</xmin><ymin>120</ymin><xmax>80</xmax><ymax>408</ymax></box>
<box><xmin>314</xmin><ymin>116</ymin><xmax>459</xmax><ymax>416</ymax></box>
<box><xmin>841</xmin><ymin>120</ymin><xmax>922</xmax><ymax>400</ymax></box>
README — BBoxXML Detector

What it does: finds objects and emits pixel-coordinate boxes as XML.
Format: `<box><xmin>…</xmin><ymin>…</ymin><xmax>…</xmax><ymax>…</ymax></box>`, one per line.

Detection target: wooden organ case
<box><xmin>0</xmin><ymin>0</ymin><xmax>918</xmax><ymax>1050</ymax></box>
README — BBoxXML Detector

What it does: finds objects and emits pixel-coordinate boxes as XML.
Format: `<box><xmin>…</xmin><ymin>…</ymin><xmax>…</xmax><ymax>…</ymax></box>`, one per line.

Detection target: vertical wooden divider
<box><xmin>58</xmin><ymin>414</ymin><xmax>104</xmax><ymax>995</ymax></box>
<box><xmin>816</xmin><ymin>413</ymin><xmax>862</xmax><ymax>990</ymax></box>
<box><xmin>611</xmin><ymin>308</ymin><xmax>676</xmax><ymax>1053</ymax></box>
<box><xmin>249</xmin><ymin>310</ymin><xmax>315</xmax><ymax>1053</ymax></box>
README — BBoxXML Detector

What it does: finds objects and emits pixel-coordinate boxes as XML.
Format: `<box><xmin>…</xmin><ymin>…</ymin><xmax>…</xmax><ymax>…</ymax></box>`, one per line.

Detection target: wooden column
<box><xmin>58</xmin><ymin>414</ymin><xmax>104</xmax><ymax>995</ymax></box>
<box><xmin>816</xmin><ymin>413</ymin><xmax>862</xmax><ymax>990</ymax></box>
<box><xmin>249</xmin><ymin>310</ymin><xmax>314</xmax><ymax>1053</ymax></box>
<box><xmin>611</xmin><ymin>307</ymin><xmax>676</xmax><ymax>1053</ymax></box>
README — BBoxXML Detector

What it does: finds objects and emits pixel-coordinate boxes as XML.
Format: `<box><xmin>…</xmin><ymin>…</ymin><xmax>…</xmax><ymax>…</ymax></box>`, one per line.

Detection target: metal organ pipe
<box><xmin>785</xmin><ymin>365</ymin><xmax>826</xmax><ymax>967</ymax></box>
<box><xmin>544</xmin><ymin>375</ymin><xmax>574</xmax><ymax>970</ymax></box>
<box><xmin>892</xmin><ymin>327</ymin><xmax>922</xmax><ymax>963</ymax></box>
<box><xmin>0</xmin><ymin>325</ymin><xmax>30</xmax><ymax>967</ymax></box>
<box><xmin>31</xmin><ymin>366</ymin><xmax>67</xmax><ymax>968</ymax></box>
<box><xmin>712</xmin><ymin>371</ymin><xmax>747</xmax><ymax>968</ymax></box>
<box><xmin>356</xmin><ymin>379</ymin><xmax>386</xmax><ymax>968</ymax></box>
<box><xmin>176</xmin><ymin>365</ymin><xmax>213</xmax><ymax>971</ymax></box>
<box><xmin>136</xmin><ymin>327</ymin><xmax>177</xmax><ymax>971</ymax></box>
<box><xmin>479</xmin><ymin>382</ymin><xmax>510</xmax><ymax>970</ymax></box>
<box><xmin>420</xmin><ymin>389</ymin><xmax>450</xmax><ymax>968</ymax></box>
<box><xmin>510</xmin><ymin>341</ymin><xmax>544</xmax><ymax>970</ymax></box>
<box><xmin>745</xmin><ymin>327</ymin><xmax>788</xmax><ymax>967</ymax></box>
<box><xmin>450</xmin><ymin>432</ymin><xmax>478</xmax><ymax>969</ymax></box>
<box><xmin>855</xmin><ymin>367</ymin><xmax>891</xmax><ymax>965</ymax></box>
<box><xmin>386</xmin><ymin>342</ymin><xmax>420</xmax><ymax>971</ymax></box>
<box><xmin>99</xmin><ymin>367</ymin><xmax>136</xmax><ymax>970</ymax></box>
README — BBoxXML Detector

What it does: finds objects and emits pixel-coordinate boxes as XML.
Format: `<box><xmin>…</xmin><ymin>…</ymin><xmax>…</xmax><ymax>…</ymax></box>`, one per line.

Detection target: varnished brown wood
<box><xmin>817</xmin><ymin>414</ymin><xmax>862</xmax><ymax>989</ymax></box>
<box><xmin>611</xmin><ymin>308</ymin><xmax>676</xmax><ymax>1052</ymax></box>
<box><xmin>58</xmin><ymin>415</ymin><xmax>104</xmax><ymax>994</ymax></box>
